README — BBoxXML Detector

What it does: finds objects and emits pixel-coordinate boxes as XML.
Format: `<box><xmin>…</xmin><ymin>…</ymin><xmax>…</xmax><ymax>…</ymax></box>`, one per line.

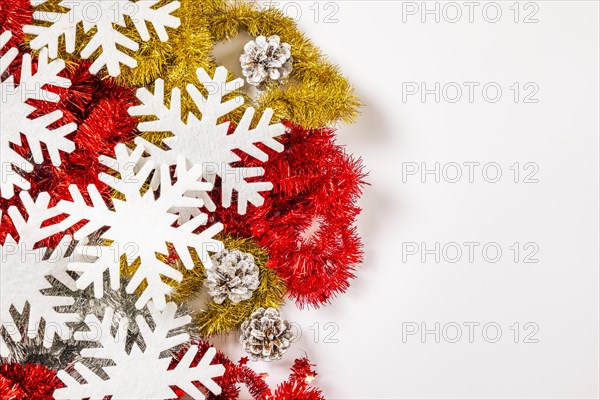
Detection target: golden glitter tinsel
<box><xmin>170</xmin><ymin>235</ymin><xmax>287</xmax><ymax>337</ymax></box>
<box><xmin>27</xmin><ymin>0</ymin><xmax>360</xmax><ymax>129</ymax></box>
<box><xmin>201</xmin><ymin>0</ymin><xmax>361</xmax><ymax>128</ymax></box>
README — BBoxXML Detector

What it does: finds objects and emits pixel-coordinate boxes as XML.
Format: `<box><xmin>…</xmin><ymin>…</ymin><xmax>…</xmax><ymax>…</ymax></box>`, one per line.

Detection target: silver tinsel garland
<box><xmin>240</xmin><ymin>307</ymin><xmax>293</xmax><ymax>361</ymax></box>
<box><xmin>240</xmin><ymin>35</ymin><xmax>293</xmax><ymax>88</ymax></box>
<box><xmin>205</xmin><ymin>249</ymin><xmax>260</xmax><ymax>304</ymax></box>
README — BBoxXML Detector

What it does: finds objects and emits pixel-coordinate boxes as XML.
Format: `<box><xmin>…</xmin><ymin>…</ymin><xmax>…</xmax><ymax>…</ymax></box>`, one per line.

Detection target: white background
<box><xmin>212</xmin><ymin>1</ymin><xmax>600</xmax><ymax>399</ymax></box>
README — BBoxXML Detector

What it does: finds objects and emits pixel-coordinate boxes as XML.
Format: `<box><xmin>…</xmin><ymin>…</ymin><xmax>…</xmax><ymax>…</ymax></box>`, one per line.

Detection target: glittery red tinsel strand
<box><xmin>215</xmin><ymin>123</ymin><xmax>367</xmax><ymax>308</ymax></box>
<box><xmin>0</xmin><ymin>0</ymin><xmax>32</xmax><ymax>47</ymax></box>
<box><xmin>0</xmin><ymin>363</ymin><xmax>62</xmax><ymax>400</ymax></box>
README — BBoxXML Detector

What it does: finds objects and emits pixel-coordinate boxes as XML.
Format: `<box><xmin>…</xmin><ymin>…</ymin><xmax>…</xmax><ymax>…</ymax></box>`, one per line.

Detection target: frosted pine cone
<box><xmin>205</xmin><ymin>249</ymin><xmax>260</xmax><ymax>304</ymax></box>
<box><xmin>240</xmin><ymin>35</ymin><xmax>293</xmax><ymax>87</ymax></box>
<box><xmin>240</xmin><ymin>307</ymin><xmax>293</xmax><ymax>361</ymax></box>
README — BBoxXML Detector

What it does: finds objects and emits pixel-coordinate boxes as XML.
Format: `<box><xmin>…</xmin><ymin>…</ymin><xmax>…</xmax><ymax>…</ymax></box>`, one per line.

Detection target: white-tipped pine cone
<box><xmin>240</xmin><ymin>35</ymin><xmax>293</xmax><ymax>87</ymax></box>
<box><xmin>240</xmin><ymin>307</ymin><xmax>293</xmax><ymax>361</ymax></box>
<box><xmin>205</xmin><ymin>249</ymin><xmax>260</xmax><ymax>304</ymax></box>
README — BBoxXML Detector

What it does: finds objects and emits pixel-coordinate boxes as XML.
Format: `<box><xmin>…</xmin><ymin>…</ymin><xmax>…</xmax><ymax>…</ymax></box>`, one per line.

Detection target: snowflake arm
<box><xmin>66</xmin><ymin>243</ymin><xmax>122</xmax><ymax>298</ymax></box>
<box><xmin>7</xmin><ymin>191</ymin><xmax>72</xmax><ymax>245</ymax></box>
<box><xmin>174</xmin><ymin>211</ymin><xmax>223</xmax><ymax>268</ymax></box>
<box><xmin>59</xmin><ymin>184</ymin><xmax>116</xmax><ymax>240</ymax></box>
<box><xmin>131</xmin><ymin>0</ymin><xmax>181</xmax><ymax>42</ymax></box>
<box><xmin>154</xmin><ymin>158</ymin><xmax>213</xmax><ymax>212</ymax></box>
<box><xmin>186</xmin><ymin>67</ymin><xmax>245</xmax><ymax>126</ymax></box>
<box><xmin>129</xmin><ymin>78</ymin><xmax>189</xmax><ymax>191</ymax></box>
<box><xmin>55</xmin><ymin>302</ymin><xmax>224</xmax><ymax>399</ymax></box>
<box><xmin>228</xmin><ymin>107</ymin><xmax>285</xmax><ymax>162</ymax></box>
<box><xmin>126</xmin><ymin>251</ymin><xmax>185</xmax><ymax>310</ymax></box>
<box><xmin>24</xmin><ymin>0</ymin><xmax>181</xmax><ymax>77</ymax></box>
<box><xmin>25</xmin><ymin>1</ymin><xmax>78</xmax><ymax>58</ymax></box>
<box><xmin>168</xmin><ymin>346</ymin><xmax>225</xmax><ymax>397</ymax></box>
<box><xmin>80</xmin><ymin>16</ymin><xmax>139</xmax><ymax>76</ymax></box>
<box><xmin>98</xmin><ymin>142</ymin><xmax>155</xmax><ymax>201</ymax></box>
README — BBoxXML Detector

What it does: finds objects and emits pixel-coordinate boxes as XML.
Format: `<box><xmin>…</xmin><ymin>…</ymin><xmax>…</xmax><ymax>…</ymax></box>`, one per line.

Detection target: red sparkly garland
<box><xmin>216</xmin><ymin>123</ymin><xmax>367</xmax><ymax>307</ymax></box>
<box><xmin>0</xmin><ymin>363</ymin><xmax>62</xmax><ymax>400</ymax></box>
<box><xmin>0</xmin><ymin>0</ymin><xmax>31</xmax><ymax>47</ymax></box>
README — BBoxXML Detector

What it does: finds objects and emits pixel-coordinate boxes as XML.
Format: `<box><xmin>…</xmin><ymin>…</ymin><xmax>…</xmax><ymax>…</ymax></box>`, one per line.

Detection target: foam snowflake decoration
<box><xmin>0</xmin><ymin>191</ymin><xmax>78</xmax><ymax>358</ymax></box>
<box><xmin>0</xmin><ymin>30</ymin><xmax>76</xmax><ymax>199</ymax></box>
<box><xmin>54</xmin><ymin>301</ymin><xmax>225</xmax><ymax>399</ymax></box>
<box><xmin>24</xmin><ymin>0</ymin><xmax>181</xmax><ymax>77</ymax></box>
<box><xmin>58</xmin><ymin>143</ymin><xmax>224</xmax><ymax>311</ymax></box>
<box><xmin>130</xmin><ymin>66</ymin><xmax>286</xmax><ymax>217</ymax></box>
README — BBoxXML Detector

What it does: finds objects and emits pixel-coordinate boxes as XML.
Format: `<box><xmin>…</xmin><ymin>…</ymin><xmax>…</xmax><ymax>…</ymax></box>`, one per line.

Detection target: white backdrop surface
<box><xmin>210</xmin><ymin>1</ymin><xmax>600</xmax><ymax>399</ymax></box>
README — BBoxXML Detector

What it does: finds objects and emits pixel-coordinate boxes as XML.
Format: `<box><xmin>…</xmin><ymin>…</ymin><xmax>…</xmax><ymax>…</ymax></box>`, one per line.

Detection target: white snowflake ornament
<box><xmin>54</xmin><ymin>301</ymin><xmax>225</xmax><ymax>399</ymax></box>
<box><xmin>58</xmin><ymin>143</ymin><xmax>224</xmax><ymax>311</ymax></box>
<box><xmin>24</xmin><ymin>0</ymin><xmax>181</xmax><ymax>77</ymax></box>
<box><xmin>130</xmin><ymin>66</ymin><xmax>286</xmax><ymax>217</ymax></box>
<box><xmin>0</xmin><ymin>30</ymin><xmax>76</xmax><ymax>199</ymax></box>
<box><xmin>0</xmin><ymin>191</ymin><xmax>78</xmax><ymax>357</ymax></box>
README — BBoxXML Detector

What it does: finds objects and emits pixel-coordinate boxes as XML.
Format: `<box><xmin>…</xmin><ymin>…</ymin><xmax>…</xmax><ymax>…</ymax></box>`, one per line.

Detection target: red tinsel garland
<box><xmin>0</xmin><ymin>0</ymin><xmax>31</xmax><ymax>47</ymax></box>
<box><xmin>0</xmin><ymin>363</ymin><xmax>62</xmax><ymax>400</ymax></box>
<box><xmin>172</xmin><ymin>340</ymin><xmax>325</xmax><ymax>400</ymax></box>
<box><xmin>215</xmin><ymin>123</ymin><xmax>367</xmax><ymax>307</ymax></box>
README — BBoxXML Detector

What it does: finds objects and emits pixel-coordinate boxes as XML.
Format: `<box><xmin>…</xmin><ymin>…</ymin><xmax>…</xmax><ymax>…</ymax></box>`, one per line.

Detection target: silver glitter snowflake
<box><xmin>205</xmin><ymin>249</ymin><xmax>260</xmax><ymax>304</ymax></box>
<box><xmin>240</xmin><ymin>35</ymin><xmax>293</xmax><ymax>87</ymax></box>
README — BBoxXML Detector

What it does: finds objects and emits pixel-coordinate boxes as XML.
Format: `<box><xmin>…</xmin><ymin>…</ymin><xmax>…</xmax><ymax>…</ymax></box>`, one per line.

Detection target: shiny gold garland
<box><xmin>201</xmin><ymin>0</ymin><xmax>360</xmax><ymax>128</ymax></box>
<box><xmin>170</xmin><ymin>235</ymin><xmax>287</xmax><ymax>337</ymax></box>
<box><xmin>28</xmin><ymin>0</ymin><xmax>359</xmax><ymax>128</ymax></box>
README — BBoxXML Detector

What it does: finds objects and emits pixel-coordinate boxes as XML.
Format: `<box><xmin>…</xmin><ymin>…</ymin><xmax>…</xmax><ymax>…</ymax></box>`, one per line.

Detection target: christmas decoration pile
<box><xmin>0</xmin><ymin>0</ymin><xmax>365</xmax><ymax>398</ymax></box>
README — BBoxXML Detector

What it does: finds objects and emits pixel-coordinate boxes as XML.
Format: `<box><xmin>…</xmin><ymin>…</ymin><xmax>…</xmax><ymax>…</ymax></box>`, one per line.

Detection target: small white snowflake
<box><xmin>0</xmin><ymin>191</ymin><xmax>78</xmax><ymax>357</ymax></box>
<box><xmin>24</xmin><ymin>0</ymin><xmax>181</xmax><ymax>77</ymax></box>
<box><xmin>54</xmin><ymin>301</ymin><xmax>225</xmax><ymax>399</ymax></box>
<box><xmin>0</xmin><ymin>30</ymin><xmax>76</xmax><ymax>199</ymax></box>
<box><xmin>130</xmin><ymin>66</ymin><xmax>286</xmax><ymax>217</ymax></box>
<box><xmin>58</xmin><ymin>143</ymin><xmax>224</xmax><ymax>311</ymax></box>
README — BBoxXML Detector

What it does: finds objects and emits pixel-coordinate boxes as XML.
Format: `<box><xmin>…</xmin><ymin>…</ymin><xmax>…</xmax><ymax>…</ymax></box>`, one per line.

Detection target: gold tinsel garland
<box><xmin>28</xmin><ymin>0</ymin><xmax>359</xmax><ymax>128</ymax></box>
<box><xmin>170</xmin><ymin>235</ymin><xmax>287</xmax><ymax>337</ymax></box>
<box><xmin>201</xmin><ymin>0</ymin><xmax>360</xmax><ymax>128</ymax></box>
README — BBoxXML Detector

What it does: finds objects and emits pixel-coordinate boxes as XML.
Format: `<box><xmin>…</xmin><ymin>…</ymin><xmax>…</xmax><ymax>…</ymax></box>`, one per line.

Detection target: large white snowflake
<box><xmin>58</xmin><ymin>143</ymin><xmax>224</xmax><ymax>311</ymax></box>
<box><xmin>24</xmin><ymin>0</ymin><xmax>181</xmax><ymax>77</ymax></box>
<box><xmin>0</xmin><ymin>30</ymin><xmax>76</xmax><ymax>199</ymax></box>
<box><xmin>0</xmin><ymin>191</ymin><xmax>78</xmax><ymax>357</ymax></box>
<box><xmin>54</xmin><ymin>301</ymin><xmax>225</xmax><ymax>399</ymax></box>
<box><xmin>130</xmin><ymin>66</ymin><xmax>286</xmax><ymax>217</ymax></box>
